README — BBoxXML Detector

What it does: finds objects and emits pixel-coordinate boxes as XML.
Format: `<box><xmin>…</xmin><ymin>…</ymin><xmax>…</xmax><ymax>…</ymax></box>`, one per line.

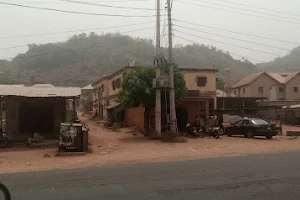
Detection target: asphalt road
<box><xmin>2</xmin><ymin>151</ymin><xmax>300</xmax><ymax>200</ymax></box>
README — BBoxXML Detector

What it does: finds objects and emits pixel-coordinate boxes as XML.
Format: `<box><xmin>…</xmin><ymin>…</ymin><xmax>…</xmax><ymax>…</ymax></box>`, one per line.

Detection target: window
<box><xmin>112</xmin><ymin>78</ymin><xmax>121</xmax><ymax>90</ymax></box>
<box><xmin>196</xmin><ymin>76</ymin><xmax>207</xmax><ymax>87</ymax></box>
<box><xmin>242</xmin><ymin>88</ymin><xmax>246</xmax><ymax>93</ymax></box>
<box><xmin>251</xmin><ymin>119</ymin><xmax>268</xmax><ymax>125</ymax></box>
<box><xmin>258</xmin><ymin>87</ymin><xmax>264</xmax><ymax>93</ymax></box>
<box><xmin>293</xmin><ymin>87</ymin><xmax>298</xmax><ymax>92</ymax></box>
<box><xmin>279</xmin><ymin>87</ymin><xmax>284</xmax><ymax>92</ymax></box>
<box><xmin>233</xmin><ymin>90</ymin><xmax>236</xmax><ymax>95</ymax></box>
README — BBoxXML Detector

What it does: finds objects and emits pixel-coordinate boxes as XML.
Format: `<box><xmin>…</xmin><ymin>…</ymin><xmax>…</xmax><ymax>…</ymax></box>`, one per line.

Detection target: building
<box><xmin>0</xmin><ymin>84</ymin><xmax>81</xmax><ymax>140</ymax></box>
<box><xmin>233</xmin><ymin>72</ymin><xmax>300</xmax><ymax>101</ymax></box>
<box><xmin>80</xmin><ymin>84</ymin><xmax>93</xmax><ymax>113</ymax></box>
<box><xmin>92</xmin><ymin>66</ymin><xmax>218</xmax><ymax>131</ymax></box>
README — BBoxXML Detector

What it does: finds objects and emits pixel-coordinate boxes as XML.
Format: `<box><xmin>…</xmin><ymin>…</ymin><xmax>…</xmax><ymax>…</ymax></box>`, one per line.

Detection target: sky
<box><xmin>0</xmin><ymin>0</ymin><xmax>300</xmax><ymax>64</ymax></box>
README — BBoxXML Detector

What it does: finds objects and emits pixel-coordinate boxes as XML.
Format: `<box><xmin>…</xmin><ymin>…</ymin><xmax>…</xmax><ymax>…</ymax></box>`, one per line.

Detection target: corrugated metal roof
<box><xmin>0</xmin><ymin>85</ymin><xmax>81</xmax><ymax>98</ymax></box>
<box><xmin>82</xmin><ymin>84</ymin><xmax>93</xmax><ymax>90</ymax></box>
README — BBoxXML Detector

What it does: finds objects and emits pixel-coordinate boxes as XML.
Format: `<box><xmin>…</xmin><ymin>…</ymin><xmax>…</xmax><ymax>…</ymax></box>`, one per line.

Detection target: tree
<box><xmin>118</xmin><ymin>66</ymin><xmax>187</xmax><ymax>136</ymax></box>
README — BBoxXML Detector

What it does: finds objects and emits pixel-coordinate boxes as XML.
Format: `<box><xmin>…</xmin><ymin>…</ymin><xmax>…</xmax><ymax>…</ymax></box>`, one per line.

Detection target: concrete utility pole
<box><xmin>155</xmin><ymin>0</ymin><xmax>161</xmax><ymax>137</ymax></box>
<box><xmin>167</xmin><ymin>0</ymin><xmax>177</xmax><ymax>133</ymax></box>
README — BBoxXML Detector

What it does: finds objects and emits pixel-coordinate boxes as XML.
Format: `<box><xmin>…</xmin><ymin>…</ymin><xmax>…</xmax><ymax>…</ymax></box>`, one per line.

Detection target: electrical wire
<box><xmin>208</xmin><ymin>0</ymin><xmax>300</xmax><ymax>18</ymax></box>
<box><xmin>12</xmin><ymin>0</ymin><xmax>150</xmax><ymax>3</ymax></box>
<box><xmin>174</xmin><ymin>29</ymin><xmax>283</xmax><ymax>57</ymax></box>
<box><xmin>173</xmin><ymin>19</ymin><xmax>300</xmax><ymax>45</ymax></box>
<box><xmin>176</xmin><ymin>0</ymin><xmax>300</xmax><ymax>25</ymax></box>
<box><xmin>0</xmin><ymin>27</ymin><xmax>155</xmax><ymax>50</ymax></box>
<box><xmin>61</xmin><ymin>0</ymin><xmax>160</xmax><ymax>11</ymax></box>
<box><xmin>173</xmin><ymin>34</ymin><xmax>265</xmax><ymax>63</ymax></box>
<box><xmin>0</xmin><ymin>2</ymin><xmax>155</xmax><ymax>17</ymax></box>
<box><xmin>174</xmin><ymin>24</ymin><xmax>290</xmax><ymax>51</ymax></box>
<box><xmin>0</xmin><ymin>21</ymin><xmax>157</xmax><ymax>40</ymax></box>
<box><xmin>187</xmin><ymin>0</ymin><xmax>300</xmax><ymax>21</ymax></box>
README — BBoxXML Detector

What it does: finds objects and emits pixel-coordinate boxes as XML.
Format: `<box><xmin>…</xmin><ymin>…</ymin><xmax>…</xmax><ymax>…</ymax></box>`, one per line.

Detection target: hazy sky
<box><xmin>0</xmin><ymin>0</ymin><xmax>300</xmax><ymax>64</ymax></box>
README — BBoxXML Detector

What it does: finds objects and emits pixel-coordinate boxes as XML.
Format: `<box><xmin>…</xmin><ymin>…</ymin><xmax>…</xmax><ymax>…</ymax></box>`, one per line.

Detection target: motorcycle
<box><xmin>199</xmin><ymin>126</ymin><xmax>221</xmax><ymax>139</ymax></box>
<box><xmin>186</xmin><ymin>123</ymin><xmax>201</xmax><ymax>138</ymax></box>
<box><xmin>186</xmin><ymin>123</ymin><xmax>221</xmax><ymax>139</ymax></box>
<box><xmin>0</xmin><ymin>182</ymin><xmax>11</xmax><ymax>200</ymax></box>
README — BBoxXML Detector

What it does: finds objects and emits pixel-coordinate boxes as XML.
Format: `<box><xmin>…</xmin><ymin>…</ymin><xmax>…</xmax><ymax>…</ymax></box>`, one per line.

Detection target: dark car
<box><xmin>225</xmin><ymin>116</ymin><xmax>279</xmax><ymax>139</ymax></box>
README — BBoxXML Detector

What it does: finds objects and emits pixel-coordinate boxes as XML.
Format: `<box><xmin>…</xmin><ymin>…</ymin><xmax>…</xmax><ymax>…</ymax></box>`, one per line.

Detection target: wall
<box><xmin>53</xmin><ymin>99</ymin><xmax>66</xmax><ymax>136</ymax></box>
<box><xmin>285</xmin><ymin>74</ymin><xmax>300</xmax><ymax>100</ymax></box>
<box><xmin>124</xmin><ymin>106</ymin><xmax>145</xmax><ymax>129</ymax></box>
<box><xmin>182</xmin><ymin>70</ymin><xmax>216</xmax><ymax>93</ymax></box>
<box><xmin>5</xmin><ymin>98</ymin><xmax>19</xmax><ymax>138</ymax></box>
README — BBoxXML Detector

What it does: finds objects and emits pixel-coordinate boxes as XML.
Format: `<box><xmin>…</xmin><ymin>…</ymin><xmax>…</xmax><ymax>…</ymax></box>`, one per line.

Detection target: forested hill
<box><xmin>258</xmin><ymin>46</ymin><xmax>300</xmax><ymax>72</ymax></box>
<box><xmin>0</xmin><ymin>33</ymin><xmax>258</xmax><ymax>87</ymax></box>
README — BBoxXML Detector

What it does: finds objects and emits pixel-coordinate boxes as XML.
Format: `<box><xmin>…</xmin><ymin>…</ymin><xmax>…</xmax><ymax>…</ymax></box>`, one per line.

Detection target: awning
<box><xmin>106</xmin><ymin>102</ymin><xmax>121</xmax><ymax>110</ymax></box>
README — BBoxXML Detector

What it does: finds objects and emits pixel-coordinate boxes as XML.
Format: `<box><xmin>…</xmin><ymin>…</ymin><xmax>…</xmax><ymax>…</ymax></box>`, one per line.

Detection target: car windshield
<box><xmin>251</xmin><ymin>119</ymin><xmax>269</xmax><ymax>125</ymax></box>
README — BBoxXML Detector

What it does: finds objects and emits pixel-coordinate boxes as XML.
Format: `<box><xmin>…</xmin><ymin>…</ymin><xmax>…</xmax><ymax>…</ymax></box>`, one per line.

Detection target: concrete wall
<box><xmin>285</xmin><ymin>74</ymin><xmax>300</xmax><ymax>100</ymax></box>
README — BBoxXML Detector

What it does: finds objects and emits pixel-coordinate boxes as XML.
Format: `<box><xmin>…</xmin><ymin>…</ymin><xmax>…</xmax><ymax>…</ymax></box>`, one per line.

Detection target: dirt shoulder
<box><xmin>1</xmin><ymin>116</ymin><xmax>300</xmax><ymax>174</ymax></box>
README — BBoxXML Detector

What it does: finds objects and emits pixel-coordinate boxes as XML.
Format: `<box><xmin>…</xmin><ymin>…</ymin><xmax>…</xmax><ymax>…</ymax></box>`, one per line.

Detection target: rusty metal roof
<box><xmin>0</xmin><ymin>84</ymin><xmax>81</xmax><ymax>98</ymax></box>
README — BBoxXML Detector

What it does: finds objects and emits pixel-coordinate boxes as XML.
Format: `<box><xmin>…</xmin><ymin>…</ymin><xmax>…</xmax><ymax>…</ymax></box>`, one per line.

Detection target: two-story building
<box><xmin>92</xmin><ymin>66</ymin><xmax>218</xmax><ymax>131</ymax></box>
<box><xmin>233</xmin><ymin>72</ymin><xmax>300</xmax><ymax>101</ymax></box>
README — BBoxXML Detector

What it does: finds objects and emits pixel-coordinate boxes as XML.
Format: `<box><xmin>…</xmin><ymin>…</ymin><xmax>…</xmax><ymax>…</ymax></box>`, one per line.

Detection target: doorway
<box><xmin>176</xmin><ymin>108</ymin><xmax>188</xmax><ymax>132</ymax></box>
<box><xmin>19</xmin><ymin>103</ymin><xmax>54</xmax><ymax>134</ymax></box>
<box><xmin>270</xmin><ymin>85</ymin><xmax>277</xmax><ymax>101</ymax></box>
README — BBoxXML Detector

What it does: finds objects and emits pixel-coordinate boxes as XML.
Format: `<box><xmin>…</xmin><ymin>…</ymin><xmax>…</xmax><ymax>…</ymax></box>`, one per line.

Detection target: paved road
<box><xmin>2</xmin><ymin>151</ymin><xmax>300</xmax><ymax>200</ymax></box>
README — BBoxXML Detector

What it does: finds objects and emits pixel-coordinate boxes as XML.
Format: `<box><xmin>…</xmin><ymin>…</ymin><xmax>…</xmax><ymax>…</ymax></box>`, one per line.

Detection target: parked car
<box><xmin>225</xmin><ymin>115</ymin><xmax>279</xmax><ymax>139</ymax></box>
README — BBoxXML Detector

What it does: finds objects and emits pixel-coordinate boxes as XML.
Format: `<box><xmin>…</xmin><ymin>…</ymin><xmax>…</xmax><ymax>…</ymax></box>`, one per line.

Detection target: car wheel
<box><xmin>226</xmin><ymin>129</ymin><xmax>232</xmax><ymax>137</ymax></box>
<box><xmin>246</xmin><ymin>131</ymin><xmax>254</xmax><ymax>139</ymax></box>
<box><xmin>266</xmin><ymin>135</ymin><xmax>273</xmax><ymax>140</ymax></box>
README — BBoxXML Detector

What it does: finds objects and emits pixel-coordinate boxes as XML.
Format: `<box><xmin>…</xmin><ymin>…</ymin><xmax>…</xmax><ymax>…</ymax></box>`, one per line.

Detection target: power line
<box><xmin>174</xmin><ymin>29</ymin><xmax>283</xmax><ymax>57</ymax></box>
<box><xmin>173</xmin><ymin>35</ymin><xmax>264</xmax><ymax>63</ymax></box>
<box><xmin>174</xmin><ymin>24</ymin><xmax>290</xmax><ymax>51</ymax></box>
<box><xmin>0</xmin><ymin>27</ymin><xmax>155</xmax><ymax>50</ymax></box>
<box><xmin>0</xmin><ymin>2</ymin><xmax>155</xmax><ymax>17</ymax></box>
<box><xmin>61</xmin><ymin>0</ymin><xmax>159</xmax><ymax>11</ymax></box>
<box><xmin>0</xmin><ymin>21</ymin><xmax>156</xmax><ymax>40</ymax></box>
<box><xmin>188</xmin><ymin>0</ymin><xmax>300</xmax><ymax>21</ymax></box>
<box><xmin>174</xmin><ymin>19</ymin><xmax>300</xmax><ymax>45</ymax></box>
<box><xmin>19</xmin><ymin>0</ymin><xmax>150</xmax><ymax>3</ymax></box>
<box><xmin>209</xmin><ymin>0</ymin><xmax>300</xmax><ymax>18</ymax></box>
<box><xmin>176</xmin><ymin>0</ymin><xmax>300</xmax><ymax>25</ymax></box>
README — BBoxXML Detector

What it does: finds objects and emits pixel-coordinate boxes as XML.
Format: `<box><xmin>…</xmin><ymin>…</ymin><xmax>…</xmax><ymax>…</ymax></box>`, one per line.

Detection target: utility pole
<box><xmin>167</xmin><ymin>0</ymin><xmax>177</xmax><ymax>133</ymax></box>
<box><xmin>155</xmin><ymin>0</ymin><xmax>161</xmax><ymax>137</ymax></box>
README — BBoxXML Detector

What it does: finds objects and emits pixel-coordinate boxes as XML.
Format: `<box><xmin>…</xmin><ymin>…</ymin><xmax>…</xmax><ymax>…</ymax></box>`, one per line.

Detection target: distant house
<box><xmin>92</xmin><ymin>66</ymin><xmax>218</xmax><ymax>131</ymax></box>
<box><xmin>233</xmin><ymin>72</ymin><xmax>300</xmax><ymax>101</ymax></box>
<box><xmin>81</xmin><ymin>84</ymin><xmax>93</xmax><ymax>112</ymax></box>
